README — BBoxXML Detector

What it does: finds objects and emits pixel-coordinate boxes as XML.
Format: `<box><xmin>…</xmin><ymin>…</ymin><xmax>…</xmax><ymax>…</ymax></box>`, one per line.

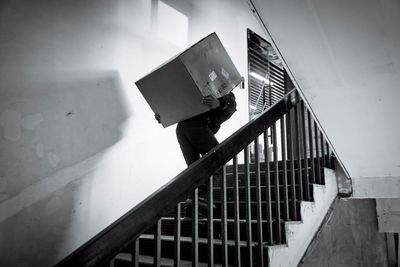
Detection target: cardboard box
<box><xmin>135</xmin><ymin>32</ymin><xmax>241</xmax><ymax>127</ymax></box>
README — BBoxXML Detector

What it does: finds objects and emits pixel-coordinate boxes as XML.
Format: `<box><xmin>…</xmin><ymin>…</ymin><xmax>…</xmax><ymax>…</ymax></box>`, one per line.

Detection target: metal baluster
<box><xmin>233</xmin><ymin>155</ymin><xmax>241</xmax><ymax>266</ymax></box>
<box><xmin>326</xmin><ymin>142</ymin><xmax>331</xmax><ymax>169</ymax></box>
<box><xmin>301</xmin><ymin>101</ymin><xmax>310</xmax><ymax>201</ymax></box>
<box><xmin>321</xmin><ymin>134</ymin><xmax>326</xmax><ymax>169</ymax></box>
<box><xmin>154</xmin><ymin>220</ymin><xmax>161</xmax><ymax>267</ymax></box>
<box><xmin>208</xmin><ymin>176</ymin><xmax>214</xmax><ymax>267</ymax></box>
<box><xmin>308</xmin><ymin>110</ymin><xmax>316</xmax><ymax>185</ymax></box>
<box><xmin>320</xmin><ymin>135</ymin><xmax>326</xmax><ymax>185</ymax></box>
<box><xmin>174</xmin><ymin>204</ymin><xmax>181</xmax><ymax>267</ymax></box>
<box><xmin>286</xmin><ymin>109</ymin><xmax>297</xmax><ymax>220</ymax></box>
<box><xmin>331</xmin><ymin>150</ymin><xmax>336</xmax><ymax>169</ymax></box>
<box><xmin>263</xmin><ymin>130</ymin><xmax>273</xmax><ymax>244</ymax></box>
<box><xmin>272</xmin><ymin>122</ymin><xmax>282</xmax><ymax>243</ymax></box>
<box><xmin>397</xmin><ymin>233</ymin><xmax>400</xmax><ymax>267</ymax></box>
<box><xmin>244</xmin><ymin>146</ymin><xmax>253</xmax><ymax>266</ymax></box>
<box><xmin>221</xmin><ymin>167</ymin><xmax>228</xmax><ymax>266</ymax></box>
<box><xmin>280</xmin><ymin>117</ymin><xmax>290</xmax><ymax>221</ymax></box>
<box><xmin>294</xmin><ymin>103</ymin><xmax>303</xmax><ymax>202</ymax></box>
<box><xmin>314</xmin><ymin>122</ymin><xmax>321</xmax><ymax>184</ymax></box>
<box><xmin>192</xmin><ymin>189</ymin><xmax>199</xmax><ymax>267</ymax></box>
<box><xmin>131</xmin><ymin>239</ymin><xmax>139</xmax><ymax>267</ymax></box>
<box><xmin>254</xmin><ymin>138</ymin><xmax>264</xmax><ymax>266</ymax></box>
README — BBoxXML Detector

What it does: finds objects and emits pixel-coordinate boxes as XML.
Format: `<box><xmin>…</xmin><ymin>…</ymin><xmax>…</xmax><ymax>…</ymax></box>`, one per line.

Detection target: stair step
<box><xmin>161</xmin><ymin>217</ymin><xmax>279</xmax><ymax>224</ymax></box>
<box><xmin>140</xmin><ymin>234</ymin><xmax>261</xmax><ymax>247</ymax></box>
<box><xmin>135</xmin><ymin>234</ymin><xmax>283</xmax><ymax>265</ymax></box>
<box><xmin>224</xmin><ymin>157</ymin><xmax>329</xmax><ymax>171</ymax></box>
<box><xmin>220</xmin><ymin>184</ymin><xmax>302</xmax><ymax>188</ymax></box>
<box><xmin>212</xmin><ymin>199</ymin><xmax>301</xmax><ymax>204</ymax></box>
<box><xmin>114</xmin><ymin>253</ymin><xmax>222</xmax><ymax>267</ymax></box>
<box><xmin>140</xmin><ymin>217</ymin><xmax>289</xmax><ymax>246</ymax></box>
<box><xmin>215</xmin><ymin>171</ymin><xmax>326</xmax><ymax>187</ymax></box>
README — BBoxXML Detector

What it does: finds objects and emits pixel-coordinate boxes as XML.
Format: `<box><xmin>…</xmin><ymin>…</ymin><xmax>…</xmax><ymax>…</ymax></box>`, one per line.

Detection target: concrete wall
<box><xmin>0</xmin><ymin>0</ymin><xmax>266</xmax><ymax>266</ymax></box>
<box><xmin>251</xmin><ymin>0</ymin><xmax>400</xmax><ymax>192</ymax></box>
<box><xmin>299</xmin><ymin>198</ymin><xmax>388</xmax><ymax>267</ymax></box>
<box><xmin>376</xmin><ymin>198</ymin><xmax>400</xmax><ymax>232</ymax></box>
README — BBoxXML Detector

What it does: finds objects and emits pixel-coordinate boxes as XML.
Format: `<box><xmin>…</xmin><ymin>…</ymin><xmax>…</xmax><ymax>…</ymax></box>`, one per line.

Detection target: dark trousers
<box><xmin>176</xmin><ymin>119</ymin><xmax>219</xmax><ymax>166</ymax></box>
<box><xmin>176</xmin><ymin>119</ymin><xmax>219</xmax><ymax>199</ymax></box>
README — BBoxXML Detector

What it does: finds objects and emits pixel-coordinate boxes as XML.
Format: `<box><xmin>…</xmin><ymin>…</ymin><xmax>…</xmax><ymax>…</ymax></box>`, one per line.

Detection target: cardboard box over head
<box><xmin>135</xmin><ymin>32</ymin><xmax>242</xmax><ymax>127</ymax></box>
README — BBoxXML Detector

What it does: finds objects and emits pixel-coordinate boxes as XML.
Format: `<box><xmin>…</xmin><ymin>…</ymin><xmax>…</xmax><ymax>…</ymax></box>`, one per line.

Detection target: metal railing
<box><xmin>56</xmin><ymin>89</ymin><xmax>336</xmax><ymax>267</ymax></box>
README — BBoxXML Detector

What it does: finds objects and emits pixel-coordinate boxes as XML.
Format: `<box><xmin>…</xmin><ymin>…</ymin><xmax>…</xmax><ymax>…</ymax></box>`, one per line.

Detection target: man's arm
<box><xmin>202</xmin><ymin>95</ymin><xmax>221</xmax><ymax>109</ymax></box>
<box><xmin>217</xmin><ymin>92</ymin><xmax>236</xmax><ymax>111</ymax></box>
<box><xmin>202</xmin><ymin>92</ymin><xmax>236</xmax><ymax>110</ymax></box>
<box><xmin>208</xmin><ymin>92</ymin><xmax>237</xmax><ymax>133</ymax></box>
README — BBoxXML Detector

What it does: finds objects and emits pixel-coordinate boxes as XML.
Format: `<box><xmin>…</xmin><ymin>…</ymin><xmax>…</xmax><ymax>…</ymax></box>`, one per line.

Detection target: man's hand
<box><xmin>203</xmin><ymin>95</ymin><xmax>220</xmax><ymax>109</ymax></box>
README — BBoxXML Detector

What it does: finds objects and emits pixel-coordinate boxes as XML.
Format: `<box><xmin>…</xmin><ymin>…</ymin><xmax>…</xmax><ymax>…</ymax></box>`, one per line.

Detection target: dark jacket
<box><xmin>192</xmin><ymin>92</ymin><xmax>237</xmax><ymax>134</ymax></box>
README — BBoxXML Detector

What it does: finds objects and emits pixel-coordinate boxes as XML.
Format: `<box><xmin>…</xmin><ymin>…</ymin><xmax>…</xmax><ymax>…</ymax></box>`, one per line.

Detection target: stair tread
<box><xmin>160</xmin><ymin>217</ymin><xmax>279</xmax><ymax>223</ymax></box>
<box><xmin>139</xmin><ymin>234</ymin><xmax>262</xmax><ymax>247</ymax></box>
<box><xmin>214</xmin><ymin>184</ymin><xmax>305</xmax><ymax>189</ymax></box>
<box><xmin>115</xmin><ymin>253</ymin><xmax>222</xmax><ymax>267</ymax></box>
<box><xmin>225</xmin><ymin>168</ymin><xmax>311</xmax><ymax>174</ymax></box>
<box><xmin>212</xmin><ymin>200</ymin><xmax>302</xmax><ymax>204</ymax></box>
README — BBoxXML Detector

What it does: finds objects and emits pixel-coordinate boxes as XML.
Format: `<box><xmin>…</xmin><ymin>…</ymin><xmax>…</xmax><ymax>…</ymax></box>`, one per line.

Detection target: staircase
<box><xmin>112</xmin><ymin>156</ymin><xmax>335</xmax><ymax>267</ymax></box>
<box><xmin>55</xmin><ymin>90</ymin><xmax>345</xmax><ymax>267</ymax></box>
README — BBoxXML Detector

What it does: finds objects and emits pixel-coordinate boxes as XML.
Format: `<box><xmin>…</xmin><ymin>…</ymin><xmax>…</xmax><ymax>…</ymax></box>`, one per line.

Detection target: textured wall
<box><xmin>251</xmin><ymin>0</ymin><xmax>400</xmax><ymax>182</ymax></box>
<box><xmin>376</xmin><ymin>198</ymin><xmax>400</xmax><ymax>232</ymax></box>
<box><xmin>0</xmin><ymin>0</ymin><xmax>266</xmax><ymax>266</ymax></box>
<box><xmin>299</xmin><ymin>199</ymin><xmax>388</xmax><ymax>267</ymax></box>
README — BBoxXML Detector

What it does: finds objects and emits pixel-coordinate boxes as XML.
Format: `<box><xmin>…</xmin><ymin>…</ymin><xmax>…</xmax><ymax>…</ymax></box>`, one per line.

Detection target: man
<box><xmin>176</xmin><ymin>92</ymin><xmax>237</xmax><ymax>166</ymax></box>
<box><xmin>155</xmin><ymin>92</ymin><xmax>237</xmax><ymax>217</ymax></box>
<box><xmin>175</xmin><ymin>92</ymin><xmax>237</xmax><ymax>218</ymax></box>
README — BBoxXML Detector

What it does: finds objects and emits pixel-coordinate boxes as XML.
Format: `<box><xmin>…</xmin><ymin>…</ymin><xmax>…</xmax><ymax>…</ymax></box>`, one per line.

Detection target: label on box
<box><xmin>221</xmin><ymin>67</ymin><xmax>230</xmax><ymax>79</ymax></box>
<box><xmin>209</xmin><ymin>70</ymin><xmax>217</xmax><ymax>81</ymax></box>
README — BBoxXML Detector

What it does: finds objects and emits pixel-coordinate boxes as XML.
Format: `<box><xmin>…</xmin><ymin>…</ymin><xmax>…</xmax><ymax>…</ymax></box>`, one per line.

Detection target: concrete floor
<box><xmin>299</xmin><ymin>198</ymin><xmax>388</xmax><ymax>267</ymax></box>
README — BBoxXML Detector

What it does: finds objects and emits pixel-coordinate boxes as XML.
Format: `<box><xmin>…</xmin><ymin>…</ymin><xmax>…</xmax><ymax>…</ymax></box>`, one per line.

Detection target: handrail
<box><xmin>56</xmin><ymin>89</ymin><xmax>300</xmax><ymax>267</ymax></box>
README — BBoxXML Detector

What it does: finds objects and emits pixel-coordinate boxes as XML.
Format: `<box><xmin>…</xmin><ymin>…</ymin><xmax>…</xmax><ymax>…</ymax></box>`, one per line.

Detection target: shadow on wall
<box><xmin>0</xmin><ymin>69</ymin><xmax>131</xmax><ymax>202</ymax></box>
<box><xmin>48</xmin><ymin>69</ymin><xmax>131</xmax><ymax>166</ymax></box>
<box><xmin>0</xmin><ymin>70</ymin><xmax>131</xmax><ymax>266</ymax></box>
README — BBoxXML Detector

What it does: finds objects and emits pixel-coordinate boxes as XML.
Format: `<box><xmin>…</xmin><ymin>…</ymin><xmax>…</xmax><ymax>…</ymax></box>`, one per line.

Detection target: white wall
<box><xmin>251</xmin><ymin>0</ymin><xmax>400</xmax><ymax>184</ymax></box>
<box><xmin>0</xmin><ymin>0</ymin><xmax>266</xmax><ymax>266</ymax></box>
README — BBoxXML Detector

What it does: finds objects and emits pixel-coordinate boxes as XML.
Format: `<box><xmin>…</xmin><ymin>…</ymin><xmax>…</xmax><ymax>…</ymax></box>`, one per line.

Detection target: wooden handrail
<box><xmin>55</xmin><ymin>89</ymin><xmax>300</xmax><ymax>267</ymax></box>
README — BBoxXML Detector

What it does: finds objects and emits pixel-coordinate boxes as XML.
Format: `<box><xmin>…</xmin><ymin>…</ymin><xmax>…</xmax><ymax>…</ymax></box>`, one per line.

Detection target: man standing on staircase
<box><xmin>177</xmin><ymin>92</ymin><xmax>237</xmax><ymax>218</ymax></box>
<box><xmin>156</xmin><ymin>92</ymin><xmax>237</xmax><ymax>217</ymax></box>
<box><xmin>175</xmin><ymin>92</ymin><xmax>236</xmax><ymax>167</ymax></box>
